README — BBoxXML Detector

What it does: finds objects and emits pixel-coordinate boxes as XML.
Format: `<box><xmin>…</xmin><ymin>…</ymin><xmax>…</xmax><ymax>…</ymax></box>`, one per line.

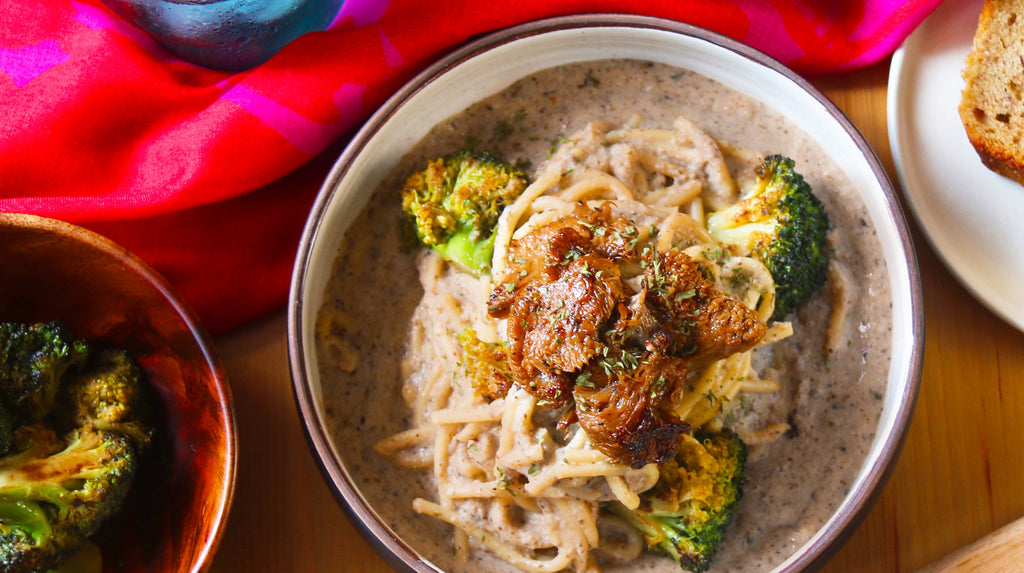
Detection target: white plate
<box><xmin>889</xmin><ymin>0</ymin><xmax>1024</xmax><ymax>332</ymax></box>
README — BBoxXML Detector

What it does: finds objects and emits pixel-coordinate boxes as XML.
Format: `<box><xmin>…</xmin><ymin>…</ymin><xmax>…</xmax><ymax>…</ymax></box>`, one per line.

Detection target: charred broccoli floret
<box><xmin>0</xmin><ymin>322</ymin><xmax>89</xmax><ymax>427</ymax></box>
<box><xmin>611</xmin><ymin>429</ymin><xmax>747</xmax><ymax>573</ymax></box>
<box><xmin>706</xmin><ymin>155</ymin><xmax>830</xmax><ymax>320</ymax></box>
<box><xmin>53</xmin><ymin>348</ymin><xmax>152</xmax><ymax>448</ymax></box>
<box><xmin>0</xmin><ymin>322</ymin><xmax>151</xmax><ymax>573</ymax></box>
<box><xmin>0</xmin><ymin>426</ymin><xmax>137</xmax><ymax>573</ymax></box>
<box><xmin>457</xmin><ymin>328</ymin><xmax>513</xmax><ymax>402</ymax></box>
<box><xmin>401</xmin><ymin>150</ymin><xmax>528</xmax><ymax>276</ymax></box>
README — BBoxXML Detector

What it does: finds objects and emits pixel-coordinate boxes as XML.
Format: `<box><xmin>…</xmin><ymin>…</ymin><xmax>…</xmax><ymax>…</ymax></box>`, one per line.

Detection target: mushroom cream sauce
<box><xmin>316</xmin><ymin>60</ymin><xmax>891</xmax><ymax>572</ymax></box>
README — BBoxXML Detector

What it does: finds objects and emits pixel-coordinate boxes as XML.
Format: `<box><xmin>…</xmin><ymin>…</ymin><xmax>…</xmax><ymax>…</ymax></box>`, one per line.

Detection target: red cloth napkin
<box><xmin>0</xmin><ymin>0</ymin><xmax>940</xmax><ymax>335</ymax></box>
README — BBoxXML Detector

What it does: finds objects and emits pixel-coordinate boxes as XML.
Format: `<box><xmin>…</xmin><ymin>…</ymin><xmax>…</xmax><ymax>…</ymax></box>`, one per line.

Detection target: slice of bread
<box><xmin>959</xmin><ymin>0</ymin><xmax>1024</xmax><ymax>185</ymax></box>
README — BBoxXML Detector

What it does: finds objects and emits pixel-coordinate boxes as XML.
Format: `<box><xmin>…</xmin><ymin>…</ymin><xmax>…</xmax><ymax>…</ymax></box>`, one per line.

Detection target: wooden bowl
<box><xmin>0</xmin><ymin>213</ymin><xmax>237</xmax><ymax>572</ymax></box>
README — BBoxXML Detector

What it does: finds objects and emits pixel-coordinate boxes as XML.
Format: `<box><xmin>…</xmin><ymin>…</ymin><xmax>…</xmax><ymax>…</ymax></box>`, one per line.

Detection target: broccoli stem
<box><xmin>432</xmin><ymin>228</ymin><xmax>495</xmax><ymax>276</ymax></box>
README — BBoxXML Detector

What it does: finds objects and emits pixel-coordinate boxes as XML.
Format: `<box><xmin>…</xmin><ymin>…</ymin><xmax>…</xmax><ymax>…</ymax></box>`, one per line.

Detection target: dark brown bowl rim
<box><xmin>0</xmin><ymin>212</ymin><xmax>238</xmax><ymax>573</ymax></box>
<box><xmin>288</xmin><ymin>13</ymin><xmax>924</xmax><ymax>573</ymax></box>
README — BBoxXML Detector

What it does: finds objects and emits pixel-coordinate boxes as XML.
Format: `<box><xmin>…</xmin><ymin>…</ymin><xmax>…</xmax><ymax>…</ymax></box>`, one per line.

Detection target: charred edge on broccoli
<box><xmin>0</xmin><ymin>322</ymin><xmax>152</xmax><ymax>573</ymax></box>
<box><xmin>0</xmin><ymin>322</ymin><xmax>89</xmax><ymax>430</ymax></box>
<box><xmin>706</xmin><ymin>155</ymin><xmax>830</xmax><ymax>321</ymax></box>
<box><xmin>610</xmin><ymin>429</ymin><xmax>747</xmax><ymax>573</ymax></box>
<box><xmin>400</xmin><ymin>149</ymin><xmax>528</xmax><ymax>276</ymax></box>
<box><xmin>0</xmin><ymin>426</ymin><xmax>137</xmax><ymax>573</ymax></box>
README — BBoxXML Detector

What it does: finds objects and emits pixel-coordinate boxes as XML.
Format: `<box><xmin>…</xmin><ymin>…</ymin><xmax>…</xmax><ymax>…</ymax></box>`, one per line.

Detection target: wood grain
<box><xmin>0</xmin><ymin>213</ymin><xmax>236</xmax><ymax>573</ymax></box>
<box><xmin>208</xmin><ymin>56</ymin><xmax>1024</xmax><ymax>572</ymax></box>
<box><xmin>814</xmin><ymin>59</ymin><xmax>1024</xmax><ymax>573</ymax></box>
<box><xmin>914</xmin><ymin>516</ymin><xmax>1024</xmax><ymax>573</ymax></box>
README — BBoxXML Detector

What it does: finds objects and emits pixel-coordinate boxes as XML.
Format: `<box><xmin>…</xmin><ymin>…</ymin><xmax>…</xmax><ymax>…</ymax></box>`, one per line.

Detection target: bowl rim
<box><xmin>288</xmin><ymin>13</ymin><xmax>924</xmax><ymax>573</ymax></box>
<box><xmin>0</xmin><ymin>211</ymin><xmax>239</xmax><ymax>573</ymax></box>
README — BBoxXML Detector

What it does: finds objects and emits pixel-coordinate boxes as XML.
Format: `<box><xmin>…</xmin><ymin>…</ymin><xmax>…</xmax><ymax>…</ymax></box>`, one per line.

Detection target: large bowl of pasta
<box><xmin>288</xmin><ymin>14</ymin><xmax>923</xmax><ymax>573</ymax></box>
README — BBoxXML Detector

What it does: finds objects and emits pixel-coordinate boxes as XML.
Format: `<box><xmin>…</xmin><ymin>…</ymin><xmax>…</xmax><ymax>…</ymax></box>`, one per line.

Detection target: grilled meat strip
<box><xmin>486</xmin><ymin>204</ymin><xmax>766</xmax><ymax>467</ymax></box>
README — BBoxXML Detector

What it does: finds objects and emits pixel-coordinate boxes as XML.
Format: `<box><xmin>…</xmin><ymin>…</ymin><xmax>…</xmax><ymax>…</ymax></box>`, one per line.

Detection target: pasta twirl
<box><xmin>316</xmin><ymin>59</ymin><xmax>891</xmax><ymax>573</ymax></box>
<box><xmin>373</xmin><ymin>118</ymin><xmax>808</xmax><ymax>572</ymax></box>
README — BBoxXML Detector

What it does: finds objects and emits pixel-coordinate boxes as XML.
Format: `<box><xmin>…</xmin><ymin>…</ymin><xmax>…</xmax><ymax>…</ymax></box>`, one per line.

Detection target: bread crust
<box><xmin>971</xmin><ymin>134</ymin><xmax>1024</xmax><ymax>183</ymax></box>
<box><xmin>958</xmin><ymin>0</ymin><xmax>1024</xmax><ymax>185</ymax></box>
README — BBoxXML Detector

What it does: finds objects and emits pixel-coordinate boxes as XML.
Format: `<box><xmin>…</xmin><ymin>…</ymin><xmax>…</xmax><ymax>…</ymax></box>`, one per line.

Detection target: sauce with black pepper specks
<box><xmin>316</xmin><ymin>60</ymin><xmax>891</xmax><ymax>572</ymax></box>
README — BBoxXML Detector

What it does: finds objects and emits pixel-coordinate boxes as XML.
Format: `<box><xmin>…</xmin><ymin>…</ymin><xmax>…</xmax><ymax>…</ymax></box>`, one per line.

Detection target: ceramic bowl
<box><xmin>289</xmin><ymin>14</ymin><xmax>924</xmax><ymax>573</ymax></box>
<box><xmin>0</xmin><ymin>212</ymin><xmax>237</xmax><ymax>572</ymax></box>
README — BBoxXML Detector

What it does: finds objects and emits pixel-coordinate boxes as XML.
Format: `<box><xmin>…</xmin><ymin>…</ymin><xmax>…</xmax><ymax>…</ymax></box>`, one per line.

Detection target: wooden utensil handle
<box><xmin>915</xmin><ymin>516</ymin><xmax>1024</xmax><ymax>572</ymax></box>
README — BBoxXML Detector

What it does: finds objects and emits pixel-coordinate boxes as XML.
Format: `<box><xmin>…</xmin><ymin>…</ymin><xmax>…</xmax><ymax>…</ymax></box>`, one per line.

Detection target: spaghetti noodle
<box><xmin>372</xmin><ymin>117</ymin><xmax>817</xmax><ymax>572</ymax></box>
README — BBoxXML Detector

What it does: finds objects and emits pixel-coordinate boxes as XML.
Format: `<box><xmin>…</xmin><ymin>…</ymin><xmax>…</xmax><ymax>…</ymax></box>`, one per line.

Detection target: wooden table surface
<box><xmin>205</xmin><ymin>56</ymin><xmax>1024</xmax><ymax>572</ymax></box>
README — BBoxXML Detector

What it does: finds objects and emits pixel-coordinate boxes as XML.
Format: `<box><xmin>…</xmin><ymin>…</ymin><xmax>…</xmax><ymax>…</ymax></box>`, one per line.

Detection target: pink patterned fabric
<box><xmin>0</xmin><ymin>0</ymin><xmax>940</xmax><ymax>333</ymax></box>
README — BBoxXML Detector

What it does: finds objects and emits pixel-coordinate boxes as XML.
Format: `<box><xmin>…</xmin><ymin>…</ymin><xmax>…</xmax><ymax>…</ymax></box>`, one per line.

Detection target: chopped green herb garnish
<box><xmin>493</xmin><ymin>121</ymin><xmax>514</xmax><ymax>141</ymax></box>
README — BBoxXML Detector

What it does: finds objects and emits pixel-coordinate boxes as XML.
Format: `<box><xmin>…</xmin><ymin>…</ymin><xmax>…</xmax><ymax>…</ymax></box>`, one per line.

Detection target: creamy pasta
<box><xmin>370</xmin><ymin>118</ymin><xmax>833</xmax><ymax>571</ymax></box>
<box><xmin>316</xmin><ymin>59</ymin><xmax>890</xmax><ymax>573</ymax></box>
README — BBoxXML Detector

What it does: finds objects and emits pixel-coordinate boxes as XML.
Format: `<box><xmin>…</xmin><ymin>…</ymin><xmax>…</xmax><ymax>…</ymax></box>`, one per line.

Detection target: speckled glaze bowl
<box><xmin>289</xmin><ymin>14</ymin><xmax>924</xmax><ymax>573</ymax></box>
<box><xmin>0</xmin><ymin>212</ymin><xmax>237</xmax><ymax>573</ymax></box>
